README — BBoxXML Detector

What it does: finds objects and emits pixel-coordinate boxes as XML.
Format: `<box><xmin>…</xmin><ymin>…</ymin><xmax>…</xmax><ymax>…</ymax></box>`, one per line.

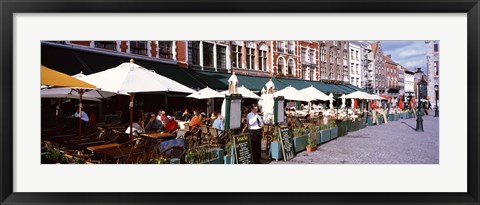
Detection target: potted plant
<box><xmin>306</xmin><ymin>124</ymin><xmax>318</xmax><ymax>152</ymax></box>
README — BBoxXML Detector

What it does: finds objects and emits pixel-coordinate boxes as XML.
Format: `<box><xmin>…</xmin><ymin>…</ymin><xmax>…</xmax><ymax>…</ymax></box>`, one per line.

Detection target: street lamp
<box><xmin>416</xmin><ymin>81</ymin><xmax>425</xmax><ymax>132</ymax></box>
<box><xmin>434</xmin><ymin>85</ymin><xmax>439</xmax><ymax>117</ymax></box>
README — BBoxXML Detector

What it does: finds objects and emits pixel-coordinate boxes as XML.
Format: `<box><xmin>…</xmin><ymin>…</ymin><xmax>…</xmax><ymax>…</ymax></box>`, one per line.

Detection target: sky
<box><xmin>380</xmin><ymin>41</ymin><xmax>427</xmax><ymax>72</ymax></box>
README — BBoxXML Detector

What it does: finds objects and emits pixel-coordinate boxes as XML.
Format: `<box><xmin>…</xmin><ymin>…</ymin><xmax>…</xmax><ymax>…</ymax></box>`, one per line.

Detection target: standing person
<box><xmin>73</xmin><ymin>104</ymin><xmax>89</xmax><ymax>124</ymax></box>
<box><xmin>246</xmin><ymin>104</ymin><xmax>264</xmax><ymax>164</ymax></box>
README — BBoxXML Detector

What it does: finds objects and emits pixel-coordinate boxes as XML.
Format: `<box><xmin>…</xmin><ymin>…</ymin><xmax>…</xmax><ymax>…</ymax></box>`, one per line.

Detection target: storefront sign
<box><xmin>278</xmin><ymin>125</ymin><xmax>295</xmax><ymax>161</ymax></box>
<box><xmin>233</xmin><ymin>134</ymin><xmax>254</xmax><ymax>164</ymax></box>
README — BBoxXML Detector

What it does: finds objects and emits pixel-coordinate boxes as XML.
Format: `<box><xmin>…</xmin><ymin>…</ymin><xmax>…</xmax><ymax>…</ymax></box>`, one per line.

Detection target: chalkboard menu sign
<box><xmin>278</xmin><ymin>125</ymin><xmax>295</xmax><ymax>161</ymax></box>
<box><xmin>233</xmin><ymin>134</ymin><xmax>254</xmax><ymax>164</ymax></box>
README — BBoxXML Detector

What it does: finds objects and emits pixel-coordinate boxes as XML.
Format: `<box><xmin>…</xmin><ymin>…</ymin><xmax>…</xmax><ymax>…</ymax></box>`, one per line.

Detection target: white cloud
<box><xmin>398</xmin><ymin>49</ymin><xmax>425</xmax><ymax>58</ymax></box>
<box><xmin>403</xmin><ymin>59</ymin><xmax>425</xmax><ymax>68</ymax></box>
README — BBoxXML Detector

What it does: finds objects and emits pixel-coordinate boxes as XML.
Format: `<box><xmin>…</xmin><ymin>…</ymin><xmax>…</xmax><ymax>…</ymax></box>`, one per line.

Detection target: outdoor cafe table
<box><xmin>139</xmin><ymin>132</ymin><xmax>176</xmax><ymax>140</ymax></box>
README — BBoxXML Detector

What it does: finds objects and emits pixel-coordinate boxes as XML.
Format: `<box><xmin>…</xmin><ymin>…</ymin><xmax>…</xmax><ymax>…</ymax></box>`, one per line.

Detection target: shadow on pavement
<box><xmin>401</xmin><ymin>121</ymin><xmax>416</xmax><ymax>131</ymax></box>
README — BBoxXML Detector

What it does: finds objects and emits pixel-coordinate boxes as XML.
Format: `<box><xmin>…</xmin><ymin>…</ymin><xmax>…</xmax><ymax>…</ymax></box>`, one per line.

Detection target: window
<box><xmin>277</xmin><ymin>58</ymin><xmax>284</xmax><ymax>74</ymax></box>
<box><xmin>246</xmin><ymin>47</ymin><xmax>255</xmax><ymax>69</ymax></box>
<box><xmin>203</xmin><ymin>42</ymin><xmax>214</xmax><ymax>67</ymax></box>
<box><xmin>301</xmin><ymin>48</ymin><xmax>307</xmax><ymax>63</ymax></box>
<box><xmin>130</xmin><ymin>41</ymin><xmax>147</xmax><ymax>55</ymax></box>
<box><xmin>351</xmin><ymin>63</ymin><xmax>354</xmax><ymax>74</ymax></box>
<box><xmin>231</xmin><ymin>45</ymin><xmax>243</xmax><ymax>68</ymax></box>
<box><xmin>188</xmin><ymin>41</ymin><xmax>200</xmax><ymax>65</ymax></box>
<box><xmin>321</xmin><ymin>66</ymin><xmax>326</xmax><ymax>79</ymax></box>
<box><xmin>309</xmin><ymin>50</ymin><xmax>315</xmax><ymax>64</ymax></box>
<box><xmin>288</xmin><ymin>41</ymin><xmax>294</xmax><ymax>54</ymax></box>
<box><xmin>356</xmin><ymin>64</ymin><xmax>359</xmax><ymax>75</ymax></box>
<box><xmin>94</xmin><ymin>41</ymin><xmax>116</xmax><ymax>50</ymax></box>
<box><xmin>288</xmin><ymin>59</ymin><xmax>294</xmax><ymax>75</ymax></box>
<box><xmin>355</xmin><ymin>51</ymin><xmax>359</xmax><ymax>60</ymax></box>
<box><xmin>434</xmin><ymin>43</ymin><xmax>439</xmax><ymax>52</ymax></box>
<box><xmin>277</xmin><ymin>41</ymin><xmax>284</xmax><ymax>53</ymax></box>
<box><xmin>329</xmin><ymin>49</ymin><xmax>334</xmax><ymax>62</ymax></box>
<box><xmin>320</xmin><ymin>46</ymin><xmax>326</xmax><ymax>62</ymax></box>
<box><xmin>216</xmin><ymin>45</ymin><xmax>226</xmax><ymax>69</ymax></box>
<box><xmin>434</xmin><ymin>61</ymin><xmax>439</xmax><ymax>75</ymax></box>
<box><xmin>158</xmin><ymin>41</ymin><xmax>173</xmax><ymax>59</ymax></box>
<box><xmin>351</xmin><ymin>49</ymin><xmax>354</xmax><ymax>58</ymax></box>
<box><xmin>258</xmin><ymin>50</ymin><xmax>267</xmax><ymax>71</ymax></box>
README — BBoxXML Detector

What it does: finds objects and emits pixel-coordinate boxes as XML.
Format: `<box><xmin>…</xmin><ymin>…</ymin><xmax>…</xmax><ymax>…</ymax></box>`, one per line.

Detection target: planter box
<box><xmin>361</xmin><ymin>118</ymin><xmax>367</xmax><ymax>129</ymax></box>
<box><xmin>201</xmin><ymin>148</ymin><xmax>223</xmax><ymax>164</ymax></box>
<box><xmin>330</xmin><ymin>127</ymin><xmax>339</xmax><ymax>139</ymax></box>
<box><xmin>169</xmin><ymin>158</ymin><xmax>180</xmax><ymax>164</ymax></box>
<box><xmin>338</xmin><ymin>123</ymin><xmax>347</xmax><ymax>137</ymax></box>
<box><xmin>269</xmin><ymin>141</ymin><xmax>284</xmax><ymax>161</ymax></box>
<box><xmin>377</xmin><ymin>117</ymin><xmax>384</xmax><ymax>125</ymax></box>
<box><xmin>387</xmin><ymin>114</ymin><xmax>393</xmax><ymax>122</ymax></box>
<box><xmin>316</xmin><ymin>131</ymin><xmax>322</xmax><ymax>145</ymax></box>
<box><xmin>320</xmin><ymin>129</ymin><xmax>331</xmax><ymax>143</ymax></box>
<box><xmin>293</xmin><ymin>135</ymin><xmax>308</xmax><ymax>153</ymax></box>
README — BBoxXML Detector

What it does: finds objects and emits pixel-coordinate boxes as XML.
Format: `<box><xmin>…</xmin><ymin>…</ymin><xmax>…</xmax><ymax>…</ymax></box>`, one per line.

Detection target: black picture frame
<box><xmin>1</xmin><ymin>0</ymin><xmax>479</xmax><ymax>204</ymax></box>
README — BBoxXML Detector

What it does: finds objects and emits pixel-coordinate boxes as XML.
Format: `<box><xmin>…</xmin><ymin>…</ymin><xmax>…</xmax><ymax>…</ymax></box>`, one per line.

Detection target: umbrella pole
<box><xmin>129</xmin><ymin>93</ymin><xmax>135</xmax><ymax>144</ymax></box>
<box><xmin>55</xmin><ymin>98</ymin><xmax>60</xmax><ymax>131</ymax></box>
<box><xmin>78</xmin><ymin>89</ymin><xmax>84</xmax><ymax>137</ymax></box>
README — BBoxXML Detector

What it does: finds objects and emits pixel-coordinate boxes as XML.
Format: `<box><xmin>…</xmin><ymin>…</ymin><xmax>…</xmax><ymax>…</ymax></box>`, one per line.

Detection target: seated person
<box><xmin>181</xmin><ymin>108</ymin><xmax>191</xmax><ymax>121</ymax></box>
<box><xmin>163</xmin><ymin>115</ymin><xmax>178</xmax><ymax>133</ymax></box>
<box><xmin>212</xmin><ymin>112</ymin><xmax>225</xmax><ymax>136</ymax></box>
<box><xmin>145</xmin><ymin>113</ymin><xmax>164</xmax><ymax>132</ymax></box>
<box><xmin>125</xmin><ymin>122</ymin><xmax>144</xmax><ymax>136</ymax></box>
<box><xmin>189</xmin><ymin>110</ymin><xmax>204</xmax><ymax>128</ymax></box>
<box><xmin>125</xmin><ymin>112</ymin><xmax>144</xmax><ymax>136</ymax></box>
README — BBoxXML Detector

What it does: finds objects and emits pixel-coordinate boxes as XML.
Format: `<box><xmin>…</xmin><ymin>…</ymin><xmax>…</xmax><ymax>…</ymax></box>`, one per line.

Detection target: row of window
<box><xmin>93</xmin><ymin>41</ymin><xmax>174</xmax><ymax>59</ymax></box>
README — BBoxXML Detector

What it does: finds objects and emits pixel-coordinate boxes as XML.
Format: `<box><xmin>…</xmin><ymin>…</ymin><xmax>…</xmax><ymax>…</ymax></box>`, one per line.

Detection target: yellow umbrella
<box><xmin>41</xmin><ymin>65</ymin><xmax>96</xmax><ymax>136</ymax></box>
<box><xmin>41</xmin><ymin>66</ymin><xmax>95</xmax><ymax>88</ymax></box>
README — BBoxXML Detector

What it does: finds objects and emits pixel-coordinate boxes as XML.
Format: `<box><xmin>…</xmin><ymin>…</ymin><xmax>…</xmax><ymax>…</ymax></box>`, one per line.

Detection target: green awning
<box><xmin>276</xmin><ymin>78</ymin><xmax>314</xmax><ymax>90</ymax></box>
<box><xmin>192</xmin><ymin>70</ymin><xmax>282</xmax><ymax>92</ymax></box>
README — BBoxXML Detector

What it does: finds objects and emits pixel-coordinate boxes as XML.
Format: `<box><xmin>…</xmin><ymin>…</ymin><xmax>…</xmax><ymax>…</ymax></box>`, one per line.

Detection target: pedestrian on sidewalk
<box><xmin>246</xmin><ymin>104</ymin><xmax>264</xmax><ymax>164</ymax></box>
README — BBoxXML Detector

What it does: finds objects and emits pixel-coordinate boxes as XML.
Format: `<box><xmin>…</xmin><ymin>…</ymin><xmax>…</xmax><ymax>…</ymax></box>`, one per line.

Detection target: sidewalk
<box><xmin>270</xmin><ymin>115</ymin><xmax>439</xmax><ymax>164</ymax></box>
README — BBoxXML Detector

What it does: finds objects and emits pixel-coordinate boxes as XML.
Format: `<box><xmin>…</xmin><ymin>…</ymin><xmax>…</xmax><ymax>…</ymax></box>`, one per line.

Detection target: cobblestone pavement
<box><xmin>270</xmin><ymin>115</ymin><xmax>439</xmax><ymax>164</ymax></box>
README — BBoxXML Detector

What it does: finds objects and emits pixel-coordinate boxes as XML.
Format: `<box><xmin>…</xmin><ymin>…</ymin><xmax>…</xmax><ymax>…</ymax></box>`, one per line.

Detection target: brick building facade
<box><xmin>371</xmin><ymin>42</ymin><xmax>387</xmax><ymax>95</ymax></box>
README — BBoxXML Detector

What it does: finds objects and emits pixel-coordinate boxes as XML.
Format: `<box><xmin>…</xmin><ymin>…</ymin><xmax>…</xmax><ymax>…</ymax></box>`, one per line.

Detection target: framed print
<box><xmin>1</xmin><ymin>0</ymin><xmax>479</xmax><ymax>204</ymax></box>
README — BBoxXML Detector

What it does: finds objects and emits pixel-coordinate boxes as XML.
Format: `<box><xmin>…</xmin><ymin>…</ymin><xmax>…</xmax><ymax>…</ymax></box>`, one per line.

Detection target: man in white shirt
<box><xmin>74</xmin><ymin>105</ymin><xmax>89</xmax><ymax>123</ymax></box>
<box><xmin>246</xmin><ymin>104</ymin><xmax>264</xmax><ymax>164</ymax></box>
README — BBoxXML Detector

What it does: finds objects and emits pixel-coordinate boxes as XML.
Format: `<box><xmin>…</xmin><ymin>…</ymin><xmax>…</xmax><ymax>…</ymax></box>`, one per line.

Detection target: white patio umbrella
<box><xmin>221</xmin><ymin>86</ymin><xmax>260</xmax><ymax>99</ymax></box>
<box><xmin>274</xmin><ymin>86</ymin><xmax>314</xmax><ymax>102</ymax></box>
<box><xmin>344</xmin><ymin>91</ymin><xmax>371</xmax><ymax>99</ymax></box>
<box><xmin>187</xmin><ymin>87</ymin><xmax>224</xmax><ymax>99</ymax></box>
<box><xmin>299</xmin><ymin>86</ymin><xmax>332</xmax><ymax>101</ymax></box>
<box><xmin>41</xmin><ymin>88</ymin><xmax>102</xmax><ymax>102</ymax></box>
<box><xmin>82</xmin><ymin>60</ymin><xmax>195</xmax><ymax>142</ymax></box>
